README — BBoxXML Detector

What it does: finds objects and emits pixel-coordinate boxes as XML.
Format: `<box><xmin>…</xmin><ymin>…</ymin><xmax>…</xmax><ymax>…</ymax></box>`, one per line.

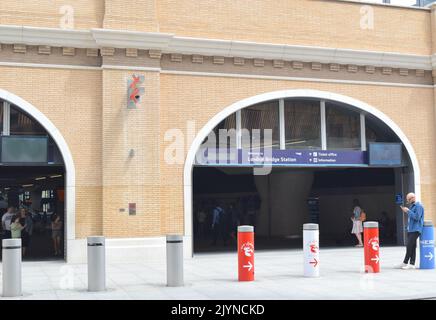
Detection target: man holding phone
<box><xmin>397</xmin><ymin>193</ymin><xmax>424</xmax><ymax>270</ymax></box>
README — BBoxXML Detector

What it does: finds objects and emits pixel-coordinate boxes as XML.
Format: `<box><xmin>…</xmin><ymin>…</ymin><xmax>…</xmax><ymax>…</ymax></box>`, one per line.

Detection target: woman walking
<box><xmin>350</xmin><ymin>199</ymin><xmax>364</xmax><ymax>247</ymax></box>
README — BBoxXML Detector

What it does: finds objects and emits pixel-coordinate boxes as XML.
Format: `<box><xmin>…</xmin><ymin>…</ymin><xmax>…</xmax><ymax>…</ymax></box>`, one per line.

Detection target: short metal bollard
<box><xmin>87</xmin><ymin>236</ymin><xmax>106</xmax><ymax>292</ymax></box>
<box><xmin>2</xmin><ymin>239</ymin><xmax>22</xmax><ymax>297</ymax></box>
<box><xmin>166</xmin><ymin>235</ymin><xmax>184</xmax><ymax>287</ymax></box>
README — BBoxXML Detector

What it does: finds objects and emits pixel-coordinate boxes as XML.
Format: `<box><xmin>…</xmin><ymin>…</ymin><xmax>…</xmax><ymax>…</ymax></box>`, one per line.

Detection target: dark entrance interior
<box><xmin>193</xmin><ymin>166</ymin><xmax>398</xmax><ymax>253</ymax></box>
<box><xmin>0</xmin><ymin>165</ymin><xmax>65</xmax><ymax>260</ymax></box>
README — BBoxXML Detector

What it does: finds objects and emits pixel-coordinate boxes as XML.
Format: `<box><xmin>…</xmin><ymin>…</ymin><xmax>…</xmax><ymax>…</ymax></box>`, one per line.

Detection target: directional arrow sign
<box><xmin>425</xmin><ymin>252</ymin><xmax>434</xmax><ymax>261</ymax></box>
<box><xmin>371</xmin><ymin>255</ymin><xmax>380</xmax><ymax>264</ymax></box>
<box><xmin>243</xmin><ymin>261</ymin><xmax>253</xmax><ymax>271</ymax></box>
<box><xmin>309</xmin><ymin>258</ymin><xmax>318</xmax><ymax>268</ymax></box>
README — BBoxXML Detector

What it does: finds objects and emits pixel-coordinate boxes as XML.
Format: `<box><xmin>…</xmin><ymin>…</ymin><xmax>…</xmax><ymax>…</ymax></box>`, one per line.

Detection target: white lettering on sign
<box><xmin>421</xmin><ymin>240</ymin><xmax>435</xmax><ymax>245</ymax></box>
<box><xmin>370</xmin><ymin>255</ymin><xmax>380</xmax><ymax>264</ymax></box>
<box><xmin>243</xmin><ymin>261</ymin><xmax>253</xmax><ymax>271</ymax></box>
<box><xmin>241</xmin><ymin>242</ymin><xmax>254</xmax><ymax>257</ymax></box>
<box><xmin>368</xmin><ymin>237</ymin><xmax>379</xmax><ymax>251</ymax></box>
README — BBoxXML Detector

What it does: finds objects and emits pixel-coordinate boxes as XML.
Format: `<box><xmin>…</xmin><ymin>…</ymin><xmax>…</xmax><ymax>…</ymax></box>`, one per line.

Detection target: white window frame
<box><xmin>2</xmin><ymin>101</ymin><xmax>10</xmax><ymax>136</ymax></box>
<box><xmin>320</xmin><ymin>100</ymin><xmax>327</xmax><ymax>150</ymax></box>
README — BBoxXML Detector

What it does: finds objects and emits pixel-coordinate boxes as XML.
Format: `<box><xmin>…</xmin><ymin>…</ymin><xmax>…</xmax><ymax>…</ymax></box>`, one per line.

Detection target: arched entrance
<box><xmin>184</xmin><ymin>90</ymin><xmax>420</xmax><ymax>256</ymax></box>
<box><xmin>0</xmin><ymin>89</ymin><xmax>75</xmax><ymax>261</ymax></box>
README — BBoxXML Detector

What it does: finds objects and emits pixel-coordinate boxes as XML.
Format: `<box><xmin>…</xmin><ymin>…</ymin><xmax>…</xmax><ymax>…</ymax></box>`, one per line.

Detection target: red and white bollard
<box><xmin>237</xmin><ymin>225</ymin><xmax>254</xmax><ymax>281</ymax></box>
<box><xmin>303</xmin><ymin>223</ymin><xmax>319</xmax><ymax>277</ymax></box>
<box><xmin>364</xmin><ymin>221</ymin><xmax>380</xmax><ymax>273</ymax></box>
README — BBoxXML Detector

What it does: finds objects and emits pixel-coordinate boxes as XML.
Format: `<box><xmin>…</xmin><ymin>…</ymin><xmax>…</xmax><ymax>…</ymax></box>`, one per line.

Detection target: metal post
<box><xmin>166</xmin><ymin>235</ymin><xmax>184</xmax><ymax>287</ymax></box>
<box><xmin>363</xmin><ymin>221</ymin><xmax>380</xmax><ymax>273</ymax></box>
<box><xmin>303</xmin><ymin>223</ymin><xmax>319</xmax><ymax>277</ymax></box>
<box><xmin>419</xmin><ymin>221</ymin><xmax>435</xmax><ymax>269</ymax></box>
<box><xmin>2</xmin><ymin>239</ymin><xmax>22</xmax><ymax>297</ymax></box>
<box><xmin>87</xmin><ymin>236</ymin><xmax>106</xmax><ymax>292</ymax></box>
<box><xmin>238</xmin><ymin>225</ymin><xmax>255</xmax><ymax>281</ymax></box>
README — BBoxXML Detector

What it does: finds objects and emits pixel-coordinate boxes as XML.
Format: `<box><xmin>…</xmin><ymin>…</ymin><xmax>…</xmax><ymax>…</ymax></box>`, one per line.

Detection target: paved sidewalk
<box><xmin>0</xmin><ymin>246</ymin><xmax>435</xmax><ymax>300</ymax></box>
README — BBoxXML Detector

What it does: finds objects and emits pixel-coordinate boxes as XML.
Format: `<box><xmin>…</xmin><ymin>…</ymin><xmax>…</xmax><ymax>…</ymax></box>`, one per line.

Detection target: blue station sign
<box><xmin>195</xmin><ymin>148</ymin><xmax>368</xmax><ymax>167</ymax></box>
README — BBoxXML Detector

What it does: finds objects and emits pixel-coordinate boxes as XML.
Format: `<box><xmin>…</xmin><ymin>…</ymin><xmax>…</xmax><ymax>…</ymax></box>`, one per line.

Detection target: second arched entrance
<box><xmin>186</xmin><ymin>90</ymin><xmax>418</xmax><ymax>255</ymax></box>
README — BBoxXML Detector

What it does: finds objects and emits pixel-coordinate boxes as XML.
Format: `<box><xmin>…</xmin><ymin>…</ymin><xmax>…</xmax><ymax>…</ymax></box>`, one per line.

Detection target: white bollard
<box><xmin>166</xmin><ymin>235</ymin><xmax>184</xmax><ymax>287</ymax></box>
<box><xmin>303</xmin><ymin>223</ymin><xmax>320</xmax><ymax>277</ymax></box>
<box><xmin>2</xmin><ymin>239</ymin><xmax>22</xmax><ymax>297</ymax></box>
<box><xmin>87</xmin><ymin>236</ymin><xmax>106</xmax><ymax>292</ymax></box>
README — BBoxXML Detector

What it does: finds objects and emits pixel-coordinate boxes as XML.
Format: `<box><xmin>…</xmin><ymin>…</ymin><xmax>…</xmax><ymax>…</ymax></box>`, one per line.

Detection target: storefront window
<box><xmin>326</xmin><ymin>102</ymin><xmax>360</xmax><ymax>150</ymax></box>
<box><xmin>10</xmin><ymin>105</ymin><xmax>46</xmax><ymax>135</ymax></box>
<box><xmin>284</xmin><ymin>99</ymin><xmax>321</xmax><ymax>149</ymax></box>
<box><xmin>241</xmin><ymin>101</ymin><xmax>279</xmax><ymax>149</ymax></box>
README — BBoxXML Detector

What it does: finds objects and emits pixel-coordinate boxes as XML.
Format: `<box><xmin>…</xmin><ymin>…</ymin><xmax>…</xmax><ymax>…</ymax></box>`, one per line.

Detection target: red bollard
<box><xmin>363</xmin><ymin>221</ymin><xmax>380</xmax><ymax>273</ymax></box>
<box><xmin>238</xmin><ymin>225</ymin><xmax>254</xmax><ymax>281</ymax></box>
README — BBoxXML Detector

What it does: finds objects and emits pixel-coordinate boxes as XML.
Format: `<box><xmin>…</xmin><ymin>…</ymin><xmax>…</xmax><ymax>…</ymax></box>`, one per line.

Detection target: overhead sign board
<box><xmin>195</xmin><ymin>148</ymin><xmax>368</xmax><ymax>166</ymax></box>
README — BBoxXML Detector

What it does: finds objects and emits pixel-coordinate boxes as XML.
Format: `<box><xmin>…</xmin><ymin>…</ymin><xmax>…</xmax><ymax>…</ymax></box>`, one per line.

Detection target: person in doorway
<box><xmin>19</xmin><ymin>208</ymin><xmax>32</xmax><ymax>257</ymax></box>
<box><xmin>0</xmin><ymin>196</ymin><xmax>8</xmax><ymax>213</ymax></box>
<box><xmin>10</xmin><ymin>215</ymin><xmax>25</xmax><ymax>239</ymax></box>
<box><xmin>246</xmin><ymin>195</ymin><xmax>257</xmax><ymax>227</ymax></box>
<box><xmin>350</xmin><ymin>199</ymin><xmax>364</xmax><ymax>247</ymax></box>
<box><xmin>379</xmin><ymin>211</ymin><xmax>391</xmax><ymax>241</ymax></box>
<box><xmin>211</xmin><ymin>203</ymin><xmax>226</xmax><ymax>246</ymax></box>
<box><xmin>196</xmin><ymin>205</ymin><xmax>207</xmax><ymax>239</ymax></box>
<box><xmin>2</xmin><ymin>207</ymin><xmax>16</xmax><ymax>239</ymax></box>
<box><xmin>397</xmin><ymin>193</ymin><xmax>424</xmax><ymax>270</ymax></box>
<box><xmin>51</xmin><ymin>215</ymin><xmax>63</xmax><ymax>256</ymax></box>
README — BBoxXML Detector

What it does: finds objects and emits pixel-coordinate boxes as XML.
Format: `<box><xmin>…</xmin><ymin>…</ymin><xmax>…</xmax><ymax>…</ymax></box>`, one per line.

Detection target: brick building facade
<box><xmin>0</xmin><ymin>0</ymin><xmax>435</xmax><ymax>262</ymax></box>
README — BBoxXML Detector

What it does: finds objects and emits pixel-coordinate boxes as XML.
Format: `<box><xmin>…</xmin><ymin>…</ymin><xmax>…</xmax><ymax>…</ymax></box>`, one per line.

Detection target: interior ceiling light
<box><xmin>22</xmin><ymin>184</ymin><xmax>34</xmax><ymax>187</ymax></box>
<box><xmin>35</xmin><ymin>177</ymin><xmax>46</xmax><ymax>180</ymax></box>
<box><xmin>50</xmin><ymin>175</ymin><xmax>63</xmax><ymax>178</ymax></box>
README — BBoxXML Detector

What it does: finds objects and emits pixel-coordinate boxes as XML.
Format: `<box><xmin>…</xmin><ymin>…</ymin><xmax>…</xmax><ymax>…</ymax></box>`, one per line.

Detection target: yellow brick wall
<box><xmin>0</xmin><ymin>66</ymin><xmax>103</xmax><ymax>238</ymax></box>
<box><xmin>0</xmin><ymin>0</ymin><xmax>104</xmax><ymax>29</ymax></box>
<box><xmin>103</xmin><ymin>0</ymin><xmax>159</xmax><ymax>32</ymax></box>
<box><xmin>101</xmin><ymin>69</ymin><xmax>161</xmax><ymax>237</ymax></box>
<box><xmin>157</xmin><ymin>0</ymin><xmax>431</xmax><ymax>55</ymax></box>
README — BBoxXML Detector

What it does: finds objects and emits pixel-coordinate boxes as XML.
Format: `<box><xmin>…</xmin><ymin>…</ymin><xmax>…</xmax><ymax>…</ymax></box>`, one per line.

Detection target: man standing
<box><xmin>211</xmin><ymin>203</ymin><xmax>225</xmax><ymax>246</ymax></box>
<box><xmin>398</xmin><ymin>193</ymin><xmax>424</xmax><ymax>270</ymax></box>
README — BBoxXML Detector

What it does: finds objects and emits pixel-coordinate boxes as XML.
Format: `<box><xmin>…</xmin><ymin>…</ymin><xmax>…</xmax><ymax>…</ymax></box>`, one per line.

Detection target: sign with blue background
<box><xmin>420</xmin><ymin>222</ymin><xmax>435</xmax><ymax>269</ymax></box>
<box><xmin>195</xmin><ymin>148</ymin><xmax>368</xmax><ymax>166</ymax></box>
